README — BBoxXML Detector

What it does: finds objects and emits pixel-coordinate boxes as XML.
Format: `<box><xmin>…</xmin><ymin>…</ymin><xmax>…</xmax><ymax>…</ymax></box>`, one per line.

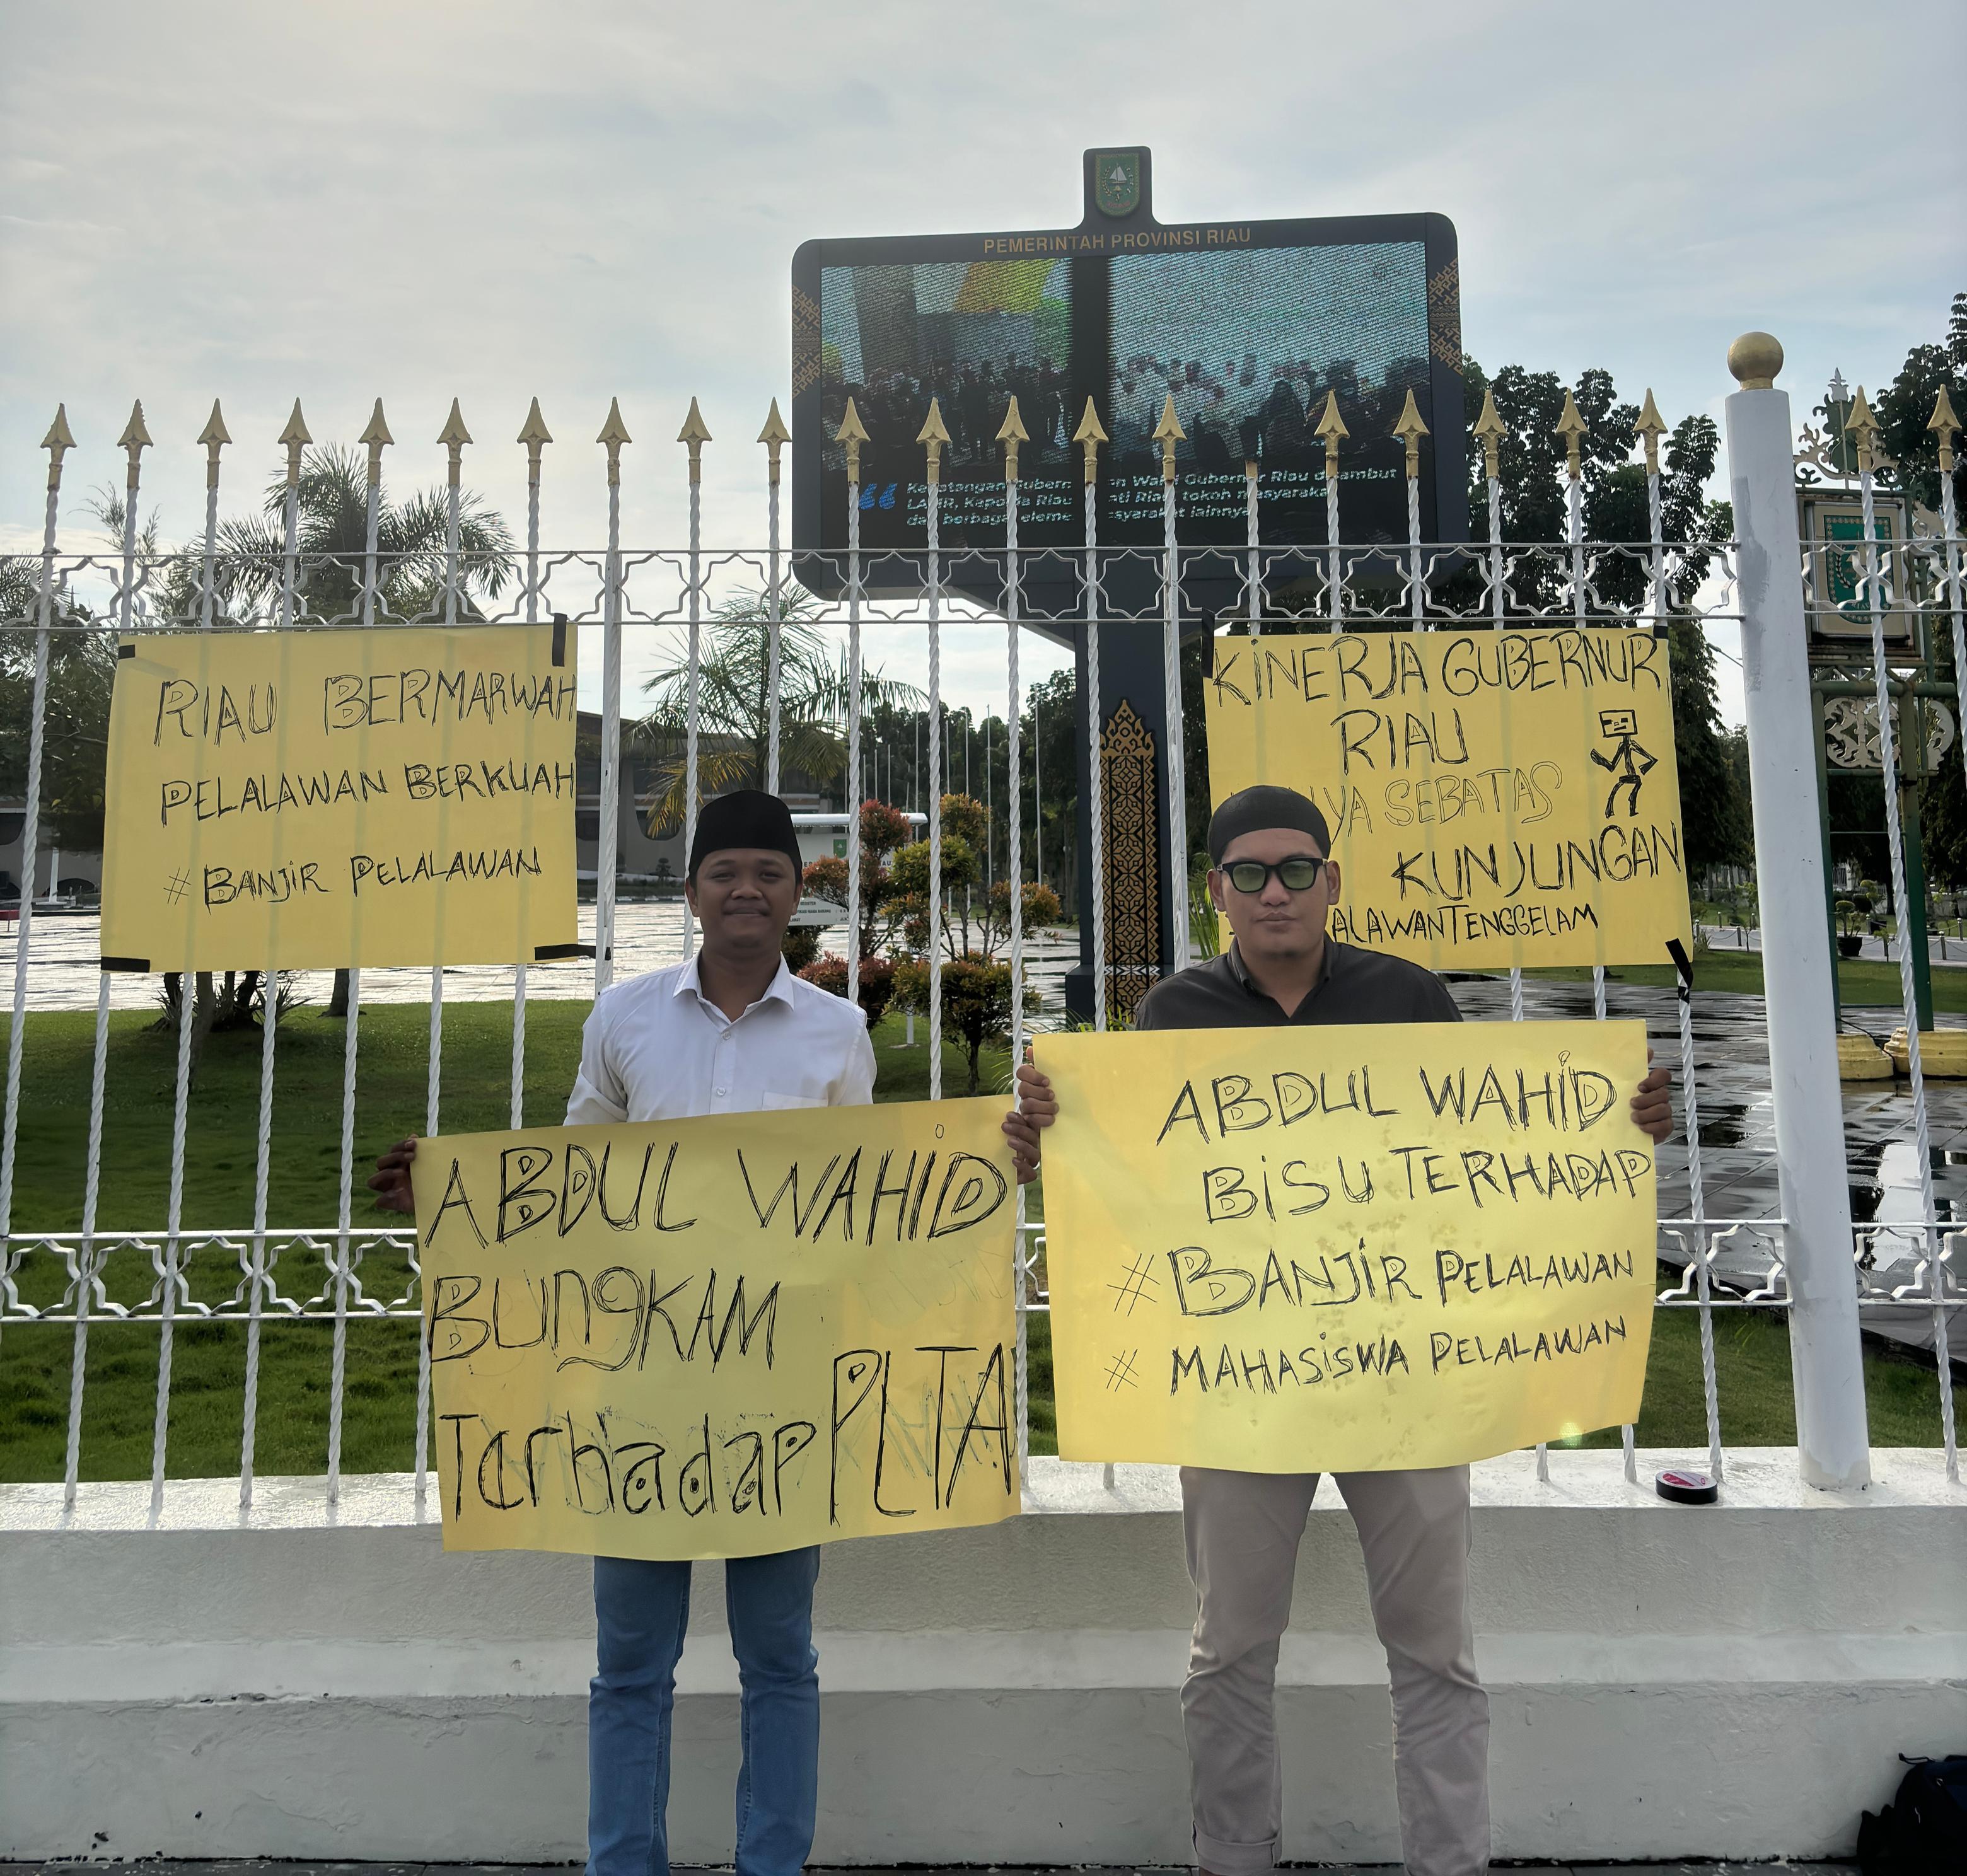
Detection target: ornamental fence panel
<box><xmin>1</xmin><ymin>371</ymin><xmax>1959</xmax><ymax>1515</ymax></box>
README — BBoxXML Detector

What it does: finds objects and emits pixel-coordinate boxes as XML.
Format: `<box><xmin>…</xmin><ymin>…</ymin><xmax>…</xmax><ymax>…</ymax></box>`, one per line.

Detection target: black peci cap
<box><xmin>687</xmin><ymin>789</ymin><xmax>804</xmax><ymax>881</ymax></box>
<box><xmin>1207</xmin><ymin>784</ymin><xmax>1332</xmax><ymax>865</ymax></box>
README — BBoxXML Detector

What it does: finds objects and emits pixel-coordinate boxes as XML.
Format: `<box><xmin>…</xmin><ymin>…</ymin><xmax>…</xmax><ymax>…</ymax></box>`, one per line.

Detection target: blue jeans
<box><xmin>586</xmin><ymin>1548</ymin><xmax>821</xmax><ymax>1876</ymax></box>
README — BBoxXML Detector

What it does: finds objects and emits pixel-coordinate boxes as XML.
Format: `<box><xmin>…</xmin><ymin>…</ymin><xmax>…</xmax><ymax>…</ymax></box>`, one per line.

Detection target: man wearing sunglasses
<box><xmin>1003</xmin><ymin>782</ymin><xmax>1673</xmax><ymax>1876</ymax></box>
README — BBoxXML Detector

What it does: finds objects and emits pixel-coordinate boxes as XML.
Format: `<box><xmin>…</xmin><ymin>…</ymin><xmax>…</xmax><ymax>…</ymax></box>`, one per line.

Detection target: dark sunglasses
<box><xmin>1221</xmin><ymin>855</ymin><xmax>1326</xmax><ymax>895</ymax></box>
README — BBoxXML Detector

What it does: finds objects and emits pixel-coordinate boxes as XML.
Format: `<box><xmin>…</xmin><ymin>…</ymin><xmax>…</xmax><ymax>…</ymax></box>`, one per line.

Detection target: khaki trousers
<box><xmin>1179</xmin><ymin>1464</ymin><xmax>1489</xmax><ymax>1876</ymax></box>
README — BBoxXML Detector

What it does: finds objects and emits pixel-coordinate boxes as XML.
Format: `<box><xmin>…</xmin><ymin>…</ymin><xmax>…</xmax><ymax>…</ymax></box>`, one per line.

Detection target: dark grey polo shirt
<box><xmin>1134</xmin><ymin>939</ymin><xmax>1461</xmax><ymax>1031</ymax></box>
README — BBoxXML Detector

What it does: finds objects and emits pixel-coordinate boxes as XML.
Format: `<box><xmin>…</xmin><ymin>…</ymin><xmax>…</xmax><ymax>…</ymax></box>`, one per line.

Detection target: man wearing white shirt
<box><xmin>370</xmin><ymin>789</ymin><xmax>873</xmax><ymax>1876</ymax></box>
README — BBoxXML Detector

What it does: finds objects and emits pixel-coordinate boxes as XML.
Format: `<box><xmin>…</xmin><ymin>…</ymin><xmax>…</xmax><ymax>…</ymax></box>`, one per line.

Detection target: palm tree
<box><xmin>208</xmin><ymin>444</ymin><xmax>515</xmax><ymax>623</ymax></box>
<box><xmin>635</xmin><ymin>586</ymin><xmax>922</xmax><ymax>829</ymax></box>
<box><xmin>199</xmin><ymin>449</ymin><xmax>516</xmax><ymax>1015</ymax></box>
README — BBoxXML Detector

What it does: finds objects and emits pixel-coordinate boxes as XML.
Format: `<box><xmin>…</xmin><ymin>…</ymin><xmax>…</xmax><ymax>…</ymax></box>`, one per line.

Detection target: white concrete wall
<box><xmin>3</xmin><ymin>1449</ymin><xmax>1961</xmax><ymax>1867</ymax></box>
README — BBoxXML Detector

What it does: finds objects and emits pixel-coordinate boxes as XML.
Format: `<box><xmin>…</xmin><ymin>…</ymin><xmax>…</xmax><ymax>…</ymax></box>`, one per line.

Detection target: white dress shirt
<box><xmin>564</xmin><ymin>954</ymin><xmax>876</xmax><ymax>1125</ymax></box>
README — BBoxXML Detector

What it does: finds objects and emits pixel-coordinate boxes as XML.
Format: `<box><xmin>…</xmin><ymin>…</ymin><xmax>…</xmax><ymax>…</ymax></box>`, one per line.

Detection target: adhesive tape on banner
<box><xmin>1654</xmin><ymin>1468</ymin><xmax>1718</xmax><ymax>1505</ymax></box>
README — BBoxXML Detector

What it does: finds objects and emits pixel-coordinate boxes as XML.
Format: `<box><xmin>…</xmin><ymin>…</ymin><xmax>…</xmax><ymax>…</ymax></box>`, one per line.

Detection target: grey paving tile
<box><xmin>1570</xmin><ymin>1863</ymin><xmax>1855</xmax><ymax>1873</ymax></box>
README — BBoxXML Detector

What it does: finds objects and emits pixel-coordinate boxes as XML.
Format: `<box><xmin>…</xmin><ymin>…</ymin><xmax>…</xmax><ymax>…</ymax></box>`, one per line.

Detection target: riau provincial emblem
<box><xmin>1094</xmin><ymin>151</ymin><xmax>1141</xmax><ymax>217</ymax></box>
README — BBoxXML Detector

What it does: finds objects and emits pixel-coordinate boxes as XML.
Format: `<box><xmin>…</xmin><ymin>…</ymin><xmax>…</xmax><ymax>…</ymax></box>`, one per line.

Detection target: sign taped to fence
<box><xmin>1033</xmin><ymin>1020</ymin><xmax>1655</xmax><ymax>1472</ymax></box>
<box><xmin>1204</xmin><ymin>629</ymin><xmax>1691</xmax><ymax>969</ymax></box>
<box><xmin>100</xmin><ymin>624</ymin><xmax>577</xmax><ymax>971</ymax></box>
<box><xmin>411</xmin><ymin>1099</ymin><xmax>1021</xmax><ymax>1561</ymax></box>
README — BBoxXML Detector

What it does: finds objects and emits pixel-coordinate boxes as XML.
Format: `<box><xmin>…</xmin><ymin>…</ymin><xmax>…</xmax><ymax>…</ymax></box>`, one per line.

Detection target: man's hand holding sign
<box><xmin>1002</xmin><ymin>784</ymin><xmax>1671</xmax><ymax>1876</ymax></box>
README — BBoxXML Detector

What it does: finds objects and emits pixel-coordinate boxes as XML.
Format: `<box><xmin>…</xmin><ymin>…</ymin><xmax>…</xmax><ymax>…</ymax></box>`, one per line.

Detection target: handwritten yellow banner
<box><xmin>410</xmin><ymin>1099</ymin><xmax>1021</xmax><ymax>1561</ymax></box>
<box><xmin>1034</xmin><ymin>1021</ymin><xmax>1655</xmax><ymax>1472</ymax></box>
<box><xmin>101</xmin><ymin>625</ymin><xmax>577</xmax><ymax>971</ymax></box>
<box><xmin>1205</xmin><ymin>629</ymin><xmax>1691</xmax><ymax>970</ymax></box>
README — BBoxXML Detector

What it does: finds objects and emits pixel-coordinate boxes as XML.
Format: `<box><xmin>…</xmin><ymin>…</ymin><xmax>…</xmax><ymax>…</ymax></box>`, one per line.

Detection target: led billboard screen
<box><xmin>791</xmin><ymin>156</ymin><xmax>1466</xmax><ymax>576</ymax></box>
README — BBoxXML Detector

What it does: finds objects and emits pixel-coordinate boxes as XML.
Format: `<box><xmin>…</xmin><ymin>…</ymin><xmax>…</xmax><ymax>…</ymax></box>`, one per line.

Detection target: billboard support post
<box><xmin>1154</xmin><ymin>395</ymin><xmax>1189</xmax><ymax>976</ymax></box>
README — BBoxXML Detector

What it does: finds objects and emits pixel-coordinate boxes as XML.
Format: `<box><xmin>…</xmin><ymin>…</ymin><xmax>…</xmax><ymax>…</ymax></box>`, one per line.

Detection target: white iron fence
<box><xmin>3</xmin><ymin>356</ymin><xmax>1961</xmax><ymax>1515</ymax></box>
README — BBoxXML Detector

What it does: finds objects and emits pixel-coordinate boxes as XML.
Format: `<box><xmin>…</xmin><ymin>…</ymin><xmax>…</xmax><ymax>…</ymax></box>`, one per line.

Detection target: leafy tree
<box><xmin>0</xmin><ymin>596</ymin><xmax>116</xmax><ymax>860</ymax></box>
<box><xmin>1021</xmin><ymin>666</ymin><xmax>1078</xmax><ymax>900</ymax></box>
<box><xmin>889</xmin><ymin>792</ymin><xmax>1060</xmax><ymax>962</ymax></box>
<box><xmin>885</xmin><ymin>791</ymin><xmax>1057</xmax><ymax>1092</ymax></box>
<box><xmin>1875</xmin><ymin>290</ymin><xmax>1966</xmax><ymax>514</ymax></box>
<box><xmin>635</xmin><ymin>586</ymin><xmax>921</xmax><ymax>830</ymax></box>
<box><xmin>799</xmin><ymin>797</ymin><xmax>914</xmax><ymax>961</ymax></box>
<box><xmin>891</xmin><ymin>954</ymin><xmax>1034</xmax><ymax>1094</ymax></box>
<box><xmin>1664</xmin><ymin>616</ymin><xmax>1753</xmax><ymax>872</ymax></box>
<box><xmin>1889</xmin><ymin>292</ymin><xmax>1967</xmax><ymax>886</ymax></box>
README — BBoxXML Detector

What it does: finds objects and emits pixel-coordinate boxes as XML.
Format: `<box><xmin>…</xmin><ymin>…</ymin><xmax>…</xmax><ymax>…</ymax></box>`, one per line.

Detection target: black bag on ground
<box><xmin>1857</xmin><ymin>1753</ymin><xmax>1967</xmax><ymax>1874</ymax></box>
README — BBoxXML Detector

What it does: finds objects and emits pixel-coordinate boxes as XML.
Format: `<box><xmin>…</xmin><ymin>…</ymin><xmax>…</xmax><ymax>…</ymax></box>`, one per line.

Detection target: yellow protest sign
<box><xmin>1204</xmin><ymin>629</ymin><xmax>1691</xmax><ymax>969</ymax></box>
<box><xmin>410</xmin><ymin>1099</ymin><xmax>1021</xmax><ymax>1561</ymax></box>
<box><xmin>100</xmin><ymin>624</ymin><xmax>577</xmax><ymax>971</ymax></box>
<box><xmin>1034</xmin><ymin>1021</ymin><xmax>1655</xmax><ymax>1472</ymax></box>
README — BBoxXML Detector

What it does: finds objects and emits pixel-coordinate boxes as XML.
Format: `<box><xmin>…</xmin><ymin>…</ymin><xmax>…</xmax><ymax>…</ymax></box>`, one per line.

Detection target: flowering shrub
<box><xmin>797</xmin><ymin>951</ymin><xmax>897</xmax><ymax>1028</ymax></box>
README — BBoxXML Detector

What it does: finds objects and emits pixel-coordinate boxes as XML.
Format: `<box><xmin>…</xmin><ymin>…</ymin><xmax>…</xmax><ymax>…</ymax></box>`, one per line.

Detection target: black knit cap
<box><xmin>1207</xmin><ymin>784</ymin><xmax>1332</xmax><ymax>865</ymax></box>
<box><xmin>687</xmin><ymin>789</ymin><xmax>804</xmax><ymax>881</ymax></box>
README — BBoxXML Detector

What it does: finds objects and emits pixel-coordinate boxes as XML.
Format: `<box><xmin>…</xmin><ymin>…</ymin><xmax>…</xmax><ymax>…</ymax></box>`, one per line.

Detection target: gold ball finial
<box><xmin>1727</xmin><ymin>332</ymin><xmax>1784</xmax><ymax>390</ymax></box>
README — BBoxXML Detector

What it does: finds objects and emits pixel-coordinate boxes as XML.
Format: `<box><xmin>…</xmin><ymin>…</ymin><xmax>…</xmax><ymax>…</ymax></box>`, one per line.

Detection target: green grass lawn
<box><xmin>0</xmin><ymin>997</ymin><xmax>1949</xmax><ymax>1484</ymax></box>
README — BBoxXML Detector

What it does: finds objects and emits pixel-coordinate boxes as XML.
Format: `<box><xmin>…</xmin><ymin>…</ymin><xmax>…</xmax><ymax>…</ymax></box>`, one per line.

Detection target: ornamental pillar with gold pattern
<box><xmin>1059</xmin><ymin>393</ymin><xmax>1169</xmax><ymax>1026</ymax></box>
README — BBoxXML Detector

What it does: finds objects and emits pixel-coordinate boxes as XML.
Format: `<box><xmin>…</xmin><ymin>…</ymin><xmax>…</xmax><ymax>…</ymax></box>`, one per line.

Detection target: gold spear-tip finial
<box><xmin>519</xmin><ymin>397</ymin><xmax>552</xmax><ymax>480</ymax></box>
<box><xmin>1391</xmin><ymin>388</ymin><xmax>1429</xmax><ymax>479</ymax></box>
<box><xmin>598</xmin><ymin>397</ymin><xmax>631</xmax><ymax>484</ymax></box>
<box><xmin>1843</xmin><ymin>385</ymin><xmax>1881</xmax><ymax>474</ymax></box>
<box><xmin>118</xmin><ymin>399</ymin><xmax>152</xmax><ymax>491</ymax></box>
<box><xmin>1152</xmin><ymin>394</ymin><xmax>1187</xmax><ymax>483</ymax></box>
<box><xmin>279</xmin><ymin>398</ymin><xmax>311</xmax><ymax>487</ymax></box>
<box><xmin>597</xmin><ymin>397</ymin><xmax>632</xmax><ymax>446</ymax></box>
<box><xmin>1930</xmin><ymin>385</ymin><xmax>1961</xmax><ymax>473</ymax></box>
<box><xmin>757</xmin><ymin>397</ymin><xmax>790</xmax><ymax>484</ymax></box>
<box><xmin>1471</xmin><ymin>385</ymin><xmax>1506</xmax><ymax>480</ymax></box>
<box><xmin>677</xmin><ymin>397</ymin><xmax>712</xmax><ymax>483</ymax></box>
<box><xmin>361</xmin><ymin>398</ymin><xmax>393</xmax><ymax>485</ymax></box>
<box><xmin>1313</xmin><ymin>391</ymin><xmax>1348</xmax><ymax>478</ymax></box>
<box><xmin>995</xmin><ymin>396</ymin><xmax>1030</xmax><ymax>482</ymax></box>
<box><xmin>1553</xmin><ymin>388</ymin><xmax>1588</xmax><ymax>477</ymax></box>
<box><xmin>1635</xmin><ymin>389</ymin><xmax>1669</xmax><ymax>477</ymax></box>
<box><xmin>439</xmin><ymin>398</ymin><xmax>471</xmax><ymax>486</ymax></box>
<box><xmin>1072</xmin><ymin>396</ymin><xmax>1108</xmax><ymax>484</ymax></box>
<box><xmin>40</xmin><ymin>404</ymin><xmax>75</xmax><ymax>490</ymax></box>
<box><xmin>835</xmin><ymin>395</ymin><xmax>870</xmax><ymax>482</ymax></box>
<box><xmin>199</xmin><ymin>398</ymin><xmax>231</xmax><ymax>489</ymax></box>
<box><xmin>118</xmin><ymin>399</ymin><xmax>153</xmax><ymax>453</ymax></box>
<box><xmin>916</xmin><ymin>398</ymin><xmax>951</xmax><ymax>486</ymax></box>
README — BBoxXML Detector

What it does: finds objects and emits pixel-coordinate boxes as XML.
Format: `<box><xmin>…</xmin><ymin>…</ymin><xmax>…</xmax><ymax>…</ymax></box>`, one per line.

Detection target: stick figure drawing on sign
<box><xmin>1590</xmin><ymin>708</ymin><xmax>1657</xmax><ymax>818</ymax></box>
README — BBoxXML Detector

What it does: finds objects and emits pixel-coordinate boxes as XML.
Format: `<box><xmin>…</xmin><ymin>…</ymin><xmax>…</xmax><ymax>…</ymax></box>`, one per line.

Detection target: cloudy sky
<box><xmin>3</xmin><ymin>0</ymin><xmax>1961</xmax><ymax>725</ymax></box>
